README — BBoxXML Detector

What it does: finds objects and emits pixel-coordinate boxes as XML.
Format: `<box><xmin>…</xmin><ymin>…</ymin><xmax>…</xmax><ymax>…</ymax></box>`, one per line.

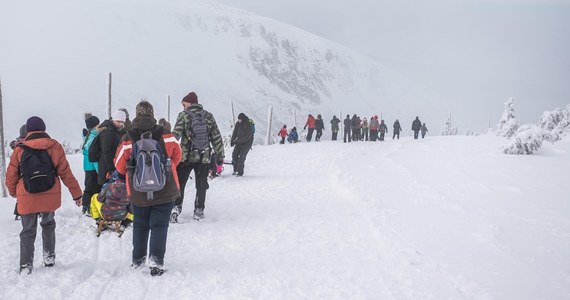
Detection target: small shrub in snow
<box><xmin>441</xmin><ymin>118</ymin><xmax>458</xmax><ymax>136</ymax></box>
<box><xmin>497</xmin><ymin>97</ymin><xmax>518</xmax><ymax>138</ymax></box>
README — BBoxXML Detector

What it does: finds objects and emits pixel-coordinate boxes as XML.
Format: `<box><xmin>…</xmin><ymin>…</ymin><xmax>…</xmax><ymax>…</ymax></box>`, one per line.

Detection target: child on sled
<box><xmin>90</xmin><ymin>172</ymin><xmax>133</xmax><ymax>236</ymax></box>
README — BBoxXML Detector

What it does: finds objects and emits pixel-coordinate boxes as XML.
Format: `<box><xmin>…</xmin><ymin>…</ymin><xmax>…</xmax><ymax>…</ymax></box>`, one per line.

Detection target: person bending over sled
<box><xmin>90</xmin><ymin>172</ymin><xmax>133</xmax><ymax>237</ymax></box>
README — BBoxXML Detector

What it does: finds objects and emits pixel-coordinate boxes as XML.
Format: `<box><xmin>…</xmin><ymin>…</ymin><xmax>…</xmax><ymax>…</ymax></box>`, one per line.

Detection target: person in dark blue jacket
<box><xmin>287</xmin><ymin>127</ymin><xmax>299</xmax><ymax>143</ymax></box>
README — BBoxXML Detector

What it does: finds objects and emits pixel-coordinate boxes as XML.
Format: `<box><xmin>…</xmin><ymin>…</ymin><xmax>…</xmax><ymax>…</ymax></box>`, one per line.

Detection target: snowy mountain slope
<box><xmin>0</xmin><ymin>0</ymin><xmax>442</xmax><ymax>145</ymax></box>
<box><xmin>1</xmin><ymin>136</ymin><xmax>569</xmax><ymax>299</ymax></box>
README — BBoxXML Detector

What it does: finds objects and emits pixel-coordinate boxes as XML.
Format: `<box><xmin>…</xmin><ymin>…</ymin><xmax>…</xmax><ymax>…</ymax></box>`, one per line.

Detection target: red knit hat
<box><xmin>182</xmin><ymin>92</ymin><xmax>198</xmax><ymax>104</ymax></box>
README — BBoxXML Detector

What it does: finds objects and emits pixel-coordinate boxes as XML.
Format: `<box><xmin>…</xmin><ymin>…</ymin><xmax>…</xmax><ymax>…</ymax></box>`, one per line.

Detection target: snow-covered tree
<box><xmin>504</xmin><ymin>105</ymin><xmax>570</xmax><ymax>155</ymax></box>
<box><xmin>497</xmin><ymin>98</ymin><xmax>518</xmax><ymax>138</ymax></box>
<box><xmin>441</xmin><ymin>117</ymin><xmax>457</xmax><ymax>135</ymax></box>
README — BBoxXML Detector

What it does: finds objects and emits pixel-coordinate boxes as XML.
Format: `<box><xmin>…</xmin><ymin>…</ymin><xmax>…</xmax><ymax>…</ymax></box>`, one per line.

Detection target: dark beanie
<box><xmin>182</xmin><ymin>92</ymin><xmax>198</xmax><ymax>104</ymax></box>
<box><xmin>26</xmin><ymin>116</ymin><xmax>46</xmax><ymax>132</ymax></box>
<box><xmin>19</xmin><ymin>125</ymin><xmax>27</xmax><ymax>138</ymax></box>
<box><xmin>85</xmin><ymin>115</ymin><xmax>100</xmax><ymax>129</ymax></box>
<box><xmin>238</xmin><ymin>113</ymin><xmax>247</xmax><ymax>120</ymax></box>
<box><xmin>136</xmin><ymin>100</ymin><xmax>154</xmax><ymax>117</ymax></box>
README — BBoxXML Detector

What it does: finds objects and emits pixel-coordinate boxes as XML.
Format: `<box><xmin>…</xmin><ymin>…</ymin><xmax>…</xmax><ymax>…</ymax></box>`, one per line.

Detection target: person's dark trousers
<box><xmin>20</xmin><ymin>212</ymin><xmax>56</xmax><ymax>267</ymax></box>
<box><xmin>315</xmin><ymin>130</ymin><xmax>323</xmax><ymax>141</ymax></box>
<box><xmin>414</xmin><ymin>131</ymin><xmax>419</xmax><ymax>139</ymax></box>
<box><xmin>380</xmin><ymin>132</ymin><xmax>385</xmax><ymax>141</ymax></box>
<box><xmin>306</xmin><ymin>128</ymin><xmax>314</xmax><ymax>142</ymax></box>
<box><xmin>343</xmin><ymin>130</ymin><xmax>351</xmax><ymax>143</ymax></box>
<box><xmin>332</xmin><ymin>131</ymin><xmax>338</xmax><ymax>141</ymax></box>
<box><xmin>352</xmin><ymin>129</ymin><xmax>359</xmax><ymax>141</ymax></box>
<box><xmin>82</xmin><ymin>170</ymin><xmax>100</xmax><ymax>213</ymax></box>
<box><xmin>393</xmin><ymin>132</ymin><xmax>400</xmax><ymax>139</ymax></box>
<box><xmin>191</xmin><ymin>162</ymin><xmax>210</xmax><ymax>209</ymax></box>
<box><xmin>132</xmin><ymin>202</ymin><xmax>174</xmax><ymax>267</ymax></box>
<box><xmin>280</xmin><ymin>137</ymin><xmax>285</xmax><ymax>144</ymax></box>
<box><xmin>422</xmin><ymin>133</ymin><xmax>426</xmax><ymax>139</ymax></box>
<box><xmin>232</xmin><ymin>144</ymin><xmax>251</xmax><ymax>175</ymax></box>
<box><xmin>369</xmin><ymin>130</ymin><xmax>377</xmax><ymax>141</ymax></box>
<box><xmin>174</xmin><ymin>162</ymin><xmax>192</xmax><ymax>213</ymax></box>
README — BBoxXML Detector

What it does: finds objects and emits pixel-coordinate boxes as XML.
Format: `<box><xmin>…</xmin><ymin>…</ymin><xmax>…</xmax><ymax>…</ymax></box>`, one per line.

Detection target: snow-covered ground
<box><xmin>1</xmin><ymin>135</ymin><xmax>569</xmax><ymax>299</ymax></box>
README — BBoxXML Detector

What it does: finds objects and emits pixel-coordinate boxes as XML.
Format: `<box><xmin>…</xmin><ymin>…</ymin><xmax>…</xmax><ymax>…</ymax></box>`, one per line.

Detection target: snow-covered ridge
<box><xmin>0</xmin><ymin>0</ymin><xmax>440</xmax><ymax>144</ymax></box>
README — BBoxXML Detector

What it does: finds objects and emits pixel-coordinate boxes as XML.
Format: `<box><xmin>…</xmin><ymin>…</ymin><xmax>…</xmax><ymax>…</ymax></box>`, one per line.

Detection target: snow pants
<box><xmin>343</xmin><ymin>130</ymin><xmax>351</xmax><ymax>143</ymax></box>
<box><xmin>332</xmin><ymin>130</ymin><xmax>338</xmax><ymax>141</ymax></box>
<box><xmin>232</xmin><ymin>144</ymin><xmax>251</xmax><ymax>176</ymax></box>
<box><xmin>306</xmin><ymin>128</ymin><xmax>315</xmax><ymax>142</ymax></box>
<box><xmin>132</xmin><ymin>202</ymin><xmax>174</xmax><ymax>267</ymax></box>
<box><xmin>20</xmin><ymin>212</ymin><xmax>56</xmax><ymax>267</ymax></box>
<box><xmin>82</xmin><ymin>170</ymin><xmax>100</xmax><ymax>213</ymax></box>
<box><xmin>315</xmin><ymin>129</ymin><xmax>323</xmax><ymax>141</ymax></box>
<box><xmin>175</xmin><ymin>162</ymin><xmax>210</xmax><ymax>212</ymax></box>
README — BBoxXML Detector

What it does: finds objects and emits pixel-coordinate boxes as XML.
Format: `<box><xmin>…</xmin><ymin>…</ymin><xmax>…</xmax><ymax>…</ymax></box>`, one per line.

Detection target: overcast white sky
<box><xmin>216</xmin><ymin>0</ymin><xmax>570</xmax><ymax>125</ymax></box>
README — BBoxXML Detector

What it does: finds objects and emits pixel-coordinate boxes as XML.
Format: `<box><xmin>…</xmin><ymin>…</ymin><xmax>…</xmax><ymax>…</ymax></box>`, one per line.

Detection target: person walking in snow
<box><xmin>6</xmin><ymin>116</ymin><xmax>83</xmax><ymax>274</ymax></box>
<box><xmin>369</xmin><ymin>116</ymin><xmax>379</xmax><ymax>141</ymax></box>
<box><xmin>379</xmin><ymin>119</ymin><xmax>388</xmax><ymax>141</ymax></box>
<box><xmin>94</xmin><ymin>110</ymin><xmax>126</xmax><ymax>186</ymax></box>
<box><xmin>231</xmin><ymin>113</ymin><xmax>254</xmax><ymax>176</ymax></box>
<box><xmin>361</xmin><ymin>117</ymin><xmax>369</xmax><ymax>141</ymax></box>
<box><xmin>412</xmin><ymin>116</ymin><xmax>422</xmax><ymax>139</ymax></box>
<box><xmin>114</xmin><ymin>100</ymin><xmax>182</xmax><ymax>276</ymax></box>
<box><xmin>351</xmin><ymin>114</ymin><xmax>360</xmax><ymax>141</ymax></box>
<box><xmin>393</xmin><ymin>119</ymin><xmax>402</xmax><ymax>140</ymax></box>
<box><xmin>303</xmin><ymin>114</ymin><xmax>316</xmax><ymax>142</ymax></box>
<box><xmin>9</xmin><ymin>124</ymin><xmax>27</xmax><ymax>221</ymax></box>
<box><xmin>287</xmin><ymin>127</ymin><xmax>299</xmax><ymax>143</ymax></box>
<box><xmin>330</xmin><ymin>115</ymin><xmax>340</xmax><ymax>141</ymax></box>
<box><xmin>278</xmin><ymin>125</ymin><xmax>288</xmax><ymax>144</ymax></box>
<box><xmin>81</xmin><ymin>114</ymin><xmax>101</xmax><ymax>215</ymax></box>
<box><xmin>421</xmin><ymin>123</ymin><xmax>428</xmax><ymax>139</ymax></box>
<box><xmin>172</xmin><ymin>92</ymin><xmax>225</xmax><ymax>221</ymax></box>
<box><xmin>343</xmin><ymin>114</ymin><xmax>352</xmax><ymax>143</ymax></box>
<box><xmin>315</xmin><ymin>114</ymin><xmax>325</xmax><ymax>141</ymax></box>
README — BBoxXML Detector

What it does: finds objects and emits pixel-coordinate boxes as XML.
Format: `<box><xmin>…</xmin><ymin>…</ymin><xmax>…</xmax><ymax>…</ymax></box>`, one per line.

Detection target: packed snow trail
<box><xmin>1</xmin><ymin>135</ymin><xmax>569</xmax><ymax>299</ymax></box>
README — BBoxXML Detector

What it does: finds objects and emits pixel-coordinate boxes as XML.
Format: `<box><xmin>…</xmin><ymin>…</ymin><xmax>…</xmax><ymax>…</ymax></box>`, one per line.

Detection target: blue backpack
<box><xmin>127</xmin><ymin>130</ymin><xmax>170</xmax><ymax>201</ymax></box>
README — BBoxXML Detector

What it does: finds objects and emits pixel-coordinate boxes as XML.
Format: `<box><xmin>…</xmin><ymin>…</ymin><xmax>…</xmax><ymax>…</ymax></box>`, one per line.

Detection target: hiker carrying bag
<box><xmin>184</xmin><ymin>110</ymin><xmax>210</xmax><ymax>151</ymax></box>
<box><xmin>127</xmin><ymin>130</ymin><xmax>170</xmax><ymax>201</ymax></box>
<box><xmin>17</xmin><ymin>144</ymin><xmax>56</xmax><ymax>193</ymax></box>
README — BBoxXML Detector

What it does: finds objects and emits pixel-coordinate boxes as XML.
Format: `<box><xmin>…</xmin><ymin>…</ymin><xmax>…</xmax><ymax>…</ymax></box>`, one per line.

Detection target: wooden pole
<box><xmin>107</xmin><ymin>72</ymin><xmax>112</xmax><ymax>119</ymax></box>
<box><xmin>266</xmin><ymin>106</ymin><xmax>273</xmax><ymax>145</ymax></box>
<box><xmin>230</xmin><ymin>100</ymin><xmax>236</xmax><ymax>125</ymax></box>
<box><xmin>167</xmin><ymin>95</ymin><xmax>171</xmax><ymax>123</ymax></box>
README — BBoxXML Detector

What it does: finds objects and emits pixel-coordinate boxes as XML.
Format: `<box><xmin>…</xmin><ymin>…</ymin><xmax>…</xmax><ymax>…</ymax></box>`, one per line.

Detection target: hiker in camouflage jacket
<box><xmin>171</xmin><ymin>92</ymin><xmax>224</xmax><ymax>221</ymax></box>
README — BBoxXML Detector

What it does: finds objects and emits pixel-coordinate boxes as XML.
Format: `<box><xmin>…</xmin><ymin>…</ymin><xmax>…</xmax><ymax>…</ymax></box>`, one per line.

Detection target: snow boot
<box><xmin>193</xmin><ymin>208</ymin><xmax>204</xmax><ymax>220</ymax></box>
<box><xmin>150</xmin><ymin>267</ymin><xmax>166</xmax><ymax>277</ymax></box>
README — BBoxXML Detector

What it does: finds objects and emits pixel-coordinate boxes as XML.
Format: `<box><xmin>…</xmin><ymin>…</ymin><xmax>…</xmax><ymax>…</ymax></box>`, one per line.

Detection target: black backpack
<box><xmin>87</xmin><ymin>133</ymin><xmax>101</xmax><ymax>163</ymax></box>
<box><xmin>18</xmin><ymin>144</ymin><xmax>56</xmax><ymax>193</ymax></box>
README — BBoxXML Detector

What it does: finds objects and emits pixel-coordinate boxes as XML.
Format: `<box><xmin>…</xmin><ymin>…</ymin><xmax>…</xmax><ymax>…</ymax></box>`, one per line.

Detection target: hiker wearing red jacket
<box><xmin>278</xmin><ymin>125</ymin><xmax>288</xmax><ymax>144</ymax></box>
<box><xmin>304</xmin><ymin>114</ymin><xmax>316</xmax><ymax>142</ymax></box>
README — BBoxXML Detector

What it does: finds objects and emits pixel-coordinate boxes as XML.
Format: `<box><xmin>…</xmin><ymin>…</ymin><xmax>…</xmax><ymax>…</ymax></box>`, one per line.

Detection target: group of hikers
<box><xmin>5</xmin><ymin>92</ymin><xmax>256</xmax><ymax>277</ymax></box>
<box><xmin>277</xmin><ymin>114</ymin><xmax>429</xmax><ymax>143</ymax></box>
<box><xmin>6</xmin><ymin>99</ymin><xmax>428</xmax><ymax>277</ymax></box>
